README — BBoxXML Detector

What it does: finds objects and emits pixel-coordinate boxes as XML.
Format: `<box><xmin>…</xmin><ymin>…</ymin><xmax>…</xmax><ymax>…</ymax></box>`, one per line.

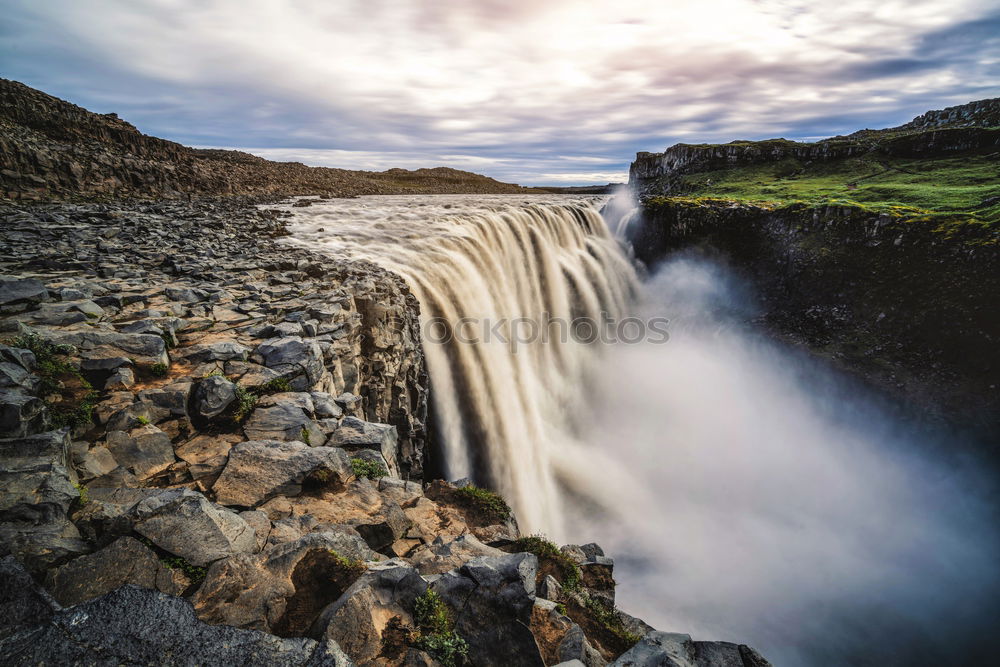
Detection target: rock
<box><xmin>326</xmin><ymin>417</ymin><xmax>399</xmax><ymax>476</ymax></box>
<box><xmin>175</xmin><ymin>340</ymin><xmax>249</xmax><ymax>363</ymax></box>
<box><xmin>104</xmin><ymin>424</ymin><xmax>175</xmax><ymax>479</ymax></box>
<box><xmin>193</xmin><ymin>374</ymin><xmax>237</xmax><ymax>419</ymax></box>
<box><xmin>78</xmin><ymin>445</ymin><xmax>118</xmax><ymax>480</ymax></box>
<box><xmin>0</xmin><ymin>430</ymin><xmax>76</xmax><ymax>514</ymax></box>
<box><xmin>431</xmin><ymin>553</ymin><xmax>543</xmax><ymax>666</ymax></box>
<box><xmin>43</xmin><ymin>536</ymin><xmax>189</xmax><ymax>606</ymax></box>
<box><xmin>353</xmin><ymin>502</ymin><xmax>410</xmax><ymax>555</ymax></box>
<box><xmin>131</xmin><ymin>488</ymin><xmax>257</xmax><ymax>566</ymax></box>
<box><xmin>311</xmin><ymin>391</ymin><xmax>343</xmax><ymax>419</ymax></box>
<box><xmin>0</xmin><ymin>555</ymin><xmax>61</xmax><ymax>640</ymax></box>
<box><xmin>610</xmin><ymin>632</ymin><xmax>771</xmax><ymax>667</ymax></box>
<box><xmin>193</xmin><ymin>531</ymin><xmax>376</xmax><ymax>634</ymax></box>
<box><xmin>244</xmin><ymin>400</ymin><xmax>321</xmax><ymax>442</ymax></box>
<box><xmin>0</xmin><ymin>585</ymin><xmax>352</xmax><ymax>666</ymax></box>
<box><xmin>0</xmin><ymin>278</ymin><xmax>49</xmax><ymax>307</ymax></box>
<box><xmin>240</xmin><ymin>509</ymin><xmax>272</xmax><ymax>552</ymax></box>
<box><xmin>213</xmin><ymin>440</ymin><xmax>351</xmax><ymax>507</ymax></box>
<box><xmin>137</xmin><ymin>381</ymin><xmax>192</xmax><ymax>416</ymax></box>
<box><xmin>0</xmin><ymin>388</ymin><xmax>47</xmax><ymax>438</ymax></box>
<box><xmin>51</xmin><ymin>331</ymin><xmax>168</xmax><ymax>368</ymax></box>
<box><xmin>103</xmin><ymin>365</ymin><xmax>135</xmax><ymax>390</ymax></box>
<box><xmin>165</xmin><ymin>286</ymin><xmax>209</xmax><ymax>303</ymax></box>
<box><xmin>409</xmin><ymin>533</ymin><xmax>507</xmax><ymax>576</ymax></box>
<box><xmin>313</xmin><ymin>560</ymin><xmax>428</xmax><ymax>664</ymax></box>
<box><xmin>254</xmin><ymin>336</ymin><xmax>326</xmax><ymax>390</ymax></box>
<box><xmin>175</xmin><ymin>433</ymin><xmax>240</xmax><ymax>480</ymax></box>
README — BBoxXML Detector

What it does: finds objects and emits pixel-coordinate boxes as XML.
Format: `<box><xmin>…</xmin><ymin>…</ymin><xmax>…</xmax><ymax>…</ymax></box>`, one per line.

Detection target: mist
<box><xmin>562</xmin><ymin>255</ymin><xmax>1000</xmax><ymax>665</ymax></box>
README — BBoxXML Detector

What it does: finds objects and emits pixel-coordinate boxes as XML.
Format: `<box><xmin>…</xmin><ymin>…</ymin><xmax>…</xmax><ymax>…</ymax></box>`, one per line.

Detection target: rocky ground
<box><xmin>0</xmin><ymin>197</ymin><xmax>769</xmax><ymax>666</ymax></box>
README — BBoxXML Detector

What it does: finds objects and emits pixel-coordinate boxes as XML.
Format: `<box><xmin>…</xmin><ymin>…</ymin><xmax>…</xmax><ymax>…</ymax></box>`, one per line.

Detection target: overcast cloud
<box><xmin>2</xmin><ymin>0</ymin><xmax>998</xmax><ymax>185</ymax></box>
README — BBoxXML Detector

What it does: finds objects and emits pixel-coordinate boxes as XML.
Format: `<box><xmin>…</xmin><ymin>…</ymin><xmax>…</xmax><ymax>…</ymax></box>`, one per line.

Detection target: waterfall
<box><xmin>285</xmin><ymin>194</ymin><xmax>638</xmax><ymax>533</ymax></box>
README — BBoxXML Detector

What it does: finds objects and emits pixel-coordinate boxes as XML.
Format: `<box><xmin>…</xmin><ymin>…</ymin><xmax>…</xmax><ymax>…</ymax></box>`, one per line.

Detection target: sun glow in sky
<box><xmin>2</xmin><ymin>0</ymin><xmax>998</xmax><ymax>184</ymax></box>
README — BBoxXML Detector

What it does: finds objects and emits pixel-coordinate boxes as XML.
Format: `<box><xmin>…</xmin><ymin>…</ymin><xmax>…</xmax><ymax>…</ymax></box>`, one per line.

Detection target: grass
<box><xmin>411</xmin><ymin>590</ymin><xmax>469</xmax><ymax>667</ymax></box>
<box><xmin>581</xmin><ymin>594</ymin><xmax>643</xmax><ymax>647</ymax></box>
<box><xmin>73</xmin><ymin>482</ymin><xmax>89</xmax><ymax>505</ymax></box>
<box><xmin>660</xmin><ymin>152</ymin><xmax>1000</xmax><ymax>243</ymax></box>
<box><xmin>326</xmin><ymin>549</ymin><xmax>368</xmax><ymax>578</ymax></box>
<box><xmin>232</xmin><ymin>385</ymin><xmax>258</xmax><ymax>422</ymax></box>
<box><xmin>454</xmin><ymin>485</ymin><xmax>513</xmax><ymax>523</ymax></box>
<box><xmin>137</xmin><ymin>536</ymin><xmax>208</xmax><ymax>584</ymax></box>
<box><xmin>136</xmin><ymin>415</ymin><xmax>151</xmax><ymax>426</ymax></box>
<box><xmin>262</xmin><ymin>377</ymin><xmax>291</xmax><ymax>393</ymax></box>
<box><xmin>351</xmin><ymin>457</ymin><xmax>388</xmax><ymax>479</ymax></box>
<box><xmin>6</xmin><ymin>333</ymin><xmax>99</xmax><ymax>430</ymax></box>
<box><xmin>511</xmin><ymin>535</ymin><xmax>581</xmax><ymax>591</ymax></box>
<box><xmin>150</xmin><ymin>362</ymin><xmax>168</xmax><ymax>377</ymax></box>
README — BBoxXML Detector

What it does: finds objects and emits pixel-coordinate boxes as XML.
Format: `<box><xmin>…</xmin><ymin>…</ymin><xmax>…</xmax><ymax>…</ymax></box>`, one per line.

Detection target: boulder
<box><xmin>409</xmin><ymin>533</ymin><xmax>507</xmax><ymax>575</ymax></box>
<box><xmin>137</xmin><ymin>381</ymin><xmax>192</xmax><ymax>416</ymax></box>
<box><xmin>51</xmin><ymin>331</ymin><xmax>167</xmax><ymax>368</ymax></box>
<box><xmin>313</xmin><ymin>560</ymin><xmax>428</xmax><ymax>664</ymax></box>
<box><xmin>131</xmin><ymin>488</ymin><xmax>257</xmax><ymax>566</ymax></box>
<box><xmin>326</xmin><ymin>417</ymin><xmax>399</xmax><ymax>476</ymax></box>
<box><xmin>194</xmin><ymin>531</ymin><xmax>376</xmax><ymax>634</ymax></box>
<box><xmin>175</xmin><ymin>340</ymin><xmax>249</xmax><ymax>363</ymax></box>
<box><xmin>431</xmin><ymin>553</ymin><xmax>544</xmax><ymax>667</ymax></box>
<box><xmin>104</xmin><ymin>424</ymin><xmax>175</xmax><ymax>479</ymax></box>
<box><xmin>353</xmin><ymin>502</ymin><xmax>411</xmax><ymax>555</ymax></box>
<box><xmin>193</xmin><ymin>375</ymin><xmax>237</xmax><ymax>419</ymax></box>
<box><xmin>610</xmin><ymin>632</ymin><xmax>772</xmax><ymax>667</ymax></box>
<box><xmin>0</xmin><ymin>555</ymin><xmax>60</xmax><ymax>641</ymax></box>
<box><xmin>244</xmin><ymin>401</ymin><xmax>323</xmax><ymax>443</ymax></box>
<box><xmin>0</xmin><ymin>388</ymin><xmax>47</xmax><ymax>438</ymax></box>
<box><xmin>0</xmin><ymin>585</ymin><xmax>352</xmax><ymax>666</ymax></box>
<box><xmin>254</xmin><ymin>336</ymin><xmax>326</xmax><ymax>390</ymax></box>
<box><xmin>0</xmin><ymin>278</ymin><xmax>49</xmax><ymax>308</ymax></box>
<box><xmin>213</xmin><ymin>440</ymin><xmax>351</xmax><ymax>507</ymax></box>
<box><xmin>43</xmin><ymin>536</ymin><xmax>189</xmax><ymax>606</ymax></box>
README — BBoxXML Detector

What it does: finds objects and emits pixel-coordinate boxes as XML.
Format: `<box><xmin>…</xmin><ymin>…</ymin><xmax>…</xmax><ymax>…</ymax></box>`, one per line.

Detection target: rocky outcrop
<box><xmin>630</xmin><ymin>98</ymin><xmax>1000</xmax><ymax>195</ymax></box>
<box><xmin>0</xmin><ymin>78</ymin><xmax>541</xmax><ymax>200</ymax></box>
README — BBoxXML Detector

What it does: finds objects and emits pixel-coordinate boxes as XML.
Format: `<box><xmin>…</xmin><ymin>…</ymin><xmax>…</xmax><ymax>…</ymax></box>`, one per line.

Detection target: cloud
<box><xmin>1</xmin><ymin>0</ymin><xmax>997</xmax><ymax>185</ymax></box>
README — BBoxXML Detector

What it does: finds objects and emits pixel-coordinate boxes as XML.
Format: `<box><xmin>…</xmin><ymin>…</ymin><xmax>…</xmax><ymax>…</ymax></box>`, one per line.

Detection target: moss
<box><xmin>300</xmin><ymin>426</ymin><xmax>311</xmax><ymax>445</ymax></box>
<box><xmin>73</xmin><ymin>482</ymin><xmax>89</xmax><ymax>506</ymax></box>
<box><xmin>204</xmin><ymin>369</ymin><xmax>224</xmax><ymax>378</ymax></box>
<box><xmin>512</xmin><ymin>535</ymin><xmax>581</xmax><ymax>591</ymax></box>
<box><xmin>326</xmin><ymin>549</ymin><xmax>368</xmax><ymax>578</ymax></box>
<box><xmin>232</xmin><ymin>385</ymin><xmax>257</xmax><ymax>422</ymax></box>
<box><xmin>351</xmin><ymin>457</ymin><xmax>388</xmax><ymax>480</ymax></box>
<box><xmin>454</xmin><ymin>484</ymin><xmax>513</xmax><ymax>523</ymax></box>
<box><xmin>582</xmin><ymin>594</ymin><xmax>642</xmax><ymax>647</ymax></box>
<box><xmin>136</xmin><ymin>415</ymin><xmax>151</xmax><ymax>426</ymax></box>
<box><xmin>262</xmin><ymin>377</ymin><xmax>291</xmax><ymax>393</ymax></box>
<box><xmin>150</xmin><ymin>362</ymin><xmax>168</xmax><ymax>377</ymax></box>
<box><xmin>410</xmin><ymin>590</ymin><xmax>469</xmax><ymax>667</ymax></box>
<box><xmin>136</xmin><ymin>536</ymin><xmax>208</xmax><ymax>584</ymax></box>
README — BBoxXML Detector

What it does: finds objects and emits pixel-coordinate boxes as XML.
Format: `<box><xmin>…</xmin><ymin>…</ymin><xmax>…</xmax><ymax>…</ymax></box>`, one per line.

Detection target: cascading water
<box><xmin>286</xmin><ymin>194</ymin><xmax>638</xmax><ymax>533</ymax></box>
<box><xmin>286</xmin><ymin>194</ymin><xmax>1000</xmax><ymax>666</ymax></box>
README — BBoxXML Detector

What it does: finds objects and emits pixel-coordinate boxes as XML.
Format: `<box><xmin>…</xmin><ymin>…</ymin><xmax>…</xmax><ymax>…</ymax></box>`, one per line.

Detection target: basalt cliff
<box><xmin>627</xmin><ymin>98</ymin><xmax>999</xmax><ymax>446</ymax></box>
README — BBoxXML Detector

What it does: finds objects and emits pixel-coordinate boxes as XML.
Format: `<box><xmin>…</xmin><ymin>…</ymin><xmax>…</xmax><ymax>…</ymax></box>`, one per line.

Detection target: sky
<box><xmin>1</xmin><ymin>0</ymin><xmax>998</xmax><ymax>186</ymax></box>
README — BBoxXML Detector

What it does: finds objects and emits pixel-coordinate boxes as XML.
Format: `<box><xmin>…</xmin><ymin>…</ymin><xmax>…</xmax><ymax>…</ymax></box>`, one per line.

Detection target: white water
<box><xmin>286</xmin><ymin>195</ymin><xmax>1000</xmax><ymax>665</ymax></box>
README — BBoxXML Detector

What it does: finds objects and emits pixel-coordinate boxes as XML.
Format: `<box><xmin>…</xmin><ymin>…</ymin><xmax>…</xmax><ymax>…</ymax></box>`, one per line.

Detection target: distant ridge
<box><xmin>0</xmin><ymin>78</ymin><xmax>543</xmax><ymax>200</ymax></box>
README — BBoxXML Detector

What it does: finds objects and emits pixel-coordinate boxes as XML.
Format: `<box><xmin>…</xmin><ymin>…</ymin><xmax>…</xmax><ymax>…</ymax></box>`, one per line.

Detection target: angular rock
<box><xmin>0</xmin><ymin>555</ymin><xmax>60</xmax><ymax>641</ymax></box>
<box><xmin>175</xmin><ymin>340</ymin><xmax>249</xmax><ymax>363</ymax></box>
<box><xmin>0</xmin><ymin>278</ymin><xmax>49</xmax><ymax>307</ymax></box>
<box><xmin>0</xmin><ymin>585</ymin><xmax>352</xmax><ymax>666</ymax></box>
<box><xmin>610</xmin><ymin>632</ymin><xmax>771</xmax><ymax>667</ymax></box>
<box><xmin>431</xmin><ymin>553</ymin><xmax>543</xmax><ymax>667</ymax></box>
<box><xmin>194</xmin><ymin>531</ymin><xmax>376</xmax><ymax>634</ymax></box>
<box><xmin>193</xmin><ymin>375</ymin><xmax>237</xmax><ymax>419</ymax></box>
<box><xmin>105</xmin><ymin>424</ymin><xmax>175</xmax><ymax>479</ymax></box>
<box><xmin>131</xmin><ymin>488</ymin><xmax>257</xmax><ymax>566</ymax></box>
<box><xmin>244</xmin><ymin>400</ymin><xmax>320</xmax><ymax>442</ymax></box>
<box><xmin>43</xmin><ymin>536</ymin><xmax>189</xmax><ymax>606</ymax></box>
<box><xmin>213</xmin><ymin>440</ymin><xmax>351</xmax><ymax>507</ymax></box>
<box><xmin>314</xmin><ymin>560</ymin><xmax>428</xmax><ymax>664</ymax></box>
<box><xmin>254</xmin><ymin>336</ymin><xmax>326</xmax><ymax>390</ymax></box>
<box><xmin>325</xmin><ymin>417</ymin><xmax>399</xmax><ymax>476</ymax></box>
<box><xmin>0</xmin><ymin>388</ymin><xmax>47</xmax><ymax>438</ymax></box>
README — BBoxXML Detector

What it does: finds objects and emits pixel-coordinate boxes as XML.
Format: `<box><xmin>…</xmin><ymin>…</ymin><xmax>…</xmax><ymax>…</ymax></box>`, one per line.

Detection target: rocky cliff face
<box><xmin>630</xmin><ymin>98</ymin><xmax>1000</xmax><ymax>195</ymax></box>
<box><xmin>0</xmin><ymin>79</ymin><xmax>539</xmax><ymax>200</ymax></box>
<box><xmin>628</xmin><ymin>198</ymin><xmax>999</xmax><ymax>445</ymax></box>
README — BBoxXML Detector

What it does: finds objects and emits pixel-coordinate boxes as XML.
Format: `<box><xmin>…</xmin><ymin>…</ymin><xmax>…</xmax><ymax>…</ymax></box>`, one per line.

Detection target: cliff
<box><xmin>626</xmin><ymin>99</ymin><xmax>1000</xmax><ymax>445</ymax></box>
<box><xmin>0</xmin><ymin>79</ymin><xmax>540</xmax><ymax>200</ymax></box>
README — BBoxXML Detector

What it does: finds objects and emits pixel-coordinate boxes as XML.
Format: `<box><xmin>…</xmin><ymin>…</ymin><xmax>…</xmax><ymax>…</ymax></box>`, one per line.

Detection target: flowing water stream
<box><xmin>287</xmin><ymin>194</ymin><xmax>999</xmax><ymax>666</ymax></box>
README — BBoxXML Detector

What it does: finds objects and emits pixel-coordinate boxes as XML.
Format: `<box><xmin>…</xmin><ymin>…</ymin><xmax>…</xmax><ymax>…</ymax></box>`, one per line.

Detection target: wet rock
<box><xmin>0</xmin><ymin>585</ymin><xmax>352</xmax><ymax>666</ymax></box>
<box><xmin>213</xmin><ymin>440</ymin><xmax>351</xmax><ymax>507</ymax></box>
<box><xmin>131</xmin><ymin>488</ymin><xmax>257</xmax><ymax>566</ymax></box>
<box><xmin>193</xmin><ymin>374</ymin><xmax>237</xmax><ymax>419</ymax></box>
<box><xmin>43</xmin><ymin>535</ymin><xmax>188</xmax><ymax>606</ymax></box>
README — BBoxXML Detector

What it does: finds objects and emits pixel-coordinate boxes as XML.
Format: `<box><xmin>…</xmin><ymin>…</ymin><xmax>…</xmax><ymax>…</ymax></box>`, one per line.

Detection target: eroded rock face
<box><xmin>131</xmin><ymin>489</ymin><xmax>257</xmax><ymax>566</ymax></box>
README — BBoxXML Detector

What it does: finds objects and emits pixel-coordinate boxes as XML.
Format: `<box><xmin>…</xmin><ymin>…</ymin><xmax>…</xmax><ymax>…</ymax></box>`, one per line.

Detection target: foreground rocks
<box><xmin>0</xmin><ymin>197</ymin><xmax>769</xmax><ymax>665</ymax></box>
